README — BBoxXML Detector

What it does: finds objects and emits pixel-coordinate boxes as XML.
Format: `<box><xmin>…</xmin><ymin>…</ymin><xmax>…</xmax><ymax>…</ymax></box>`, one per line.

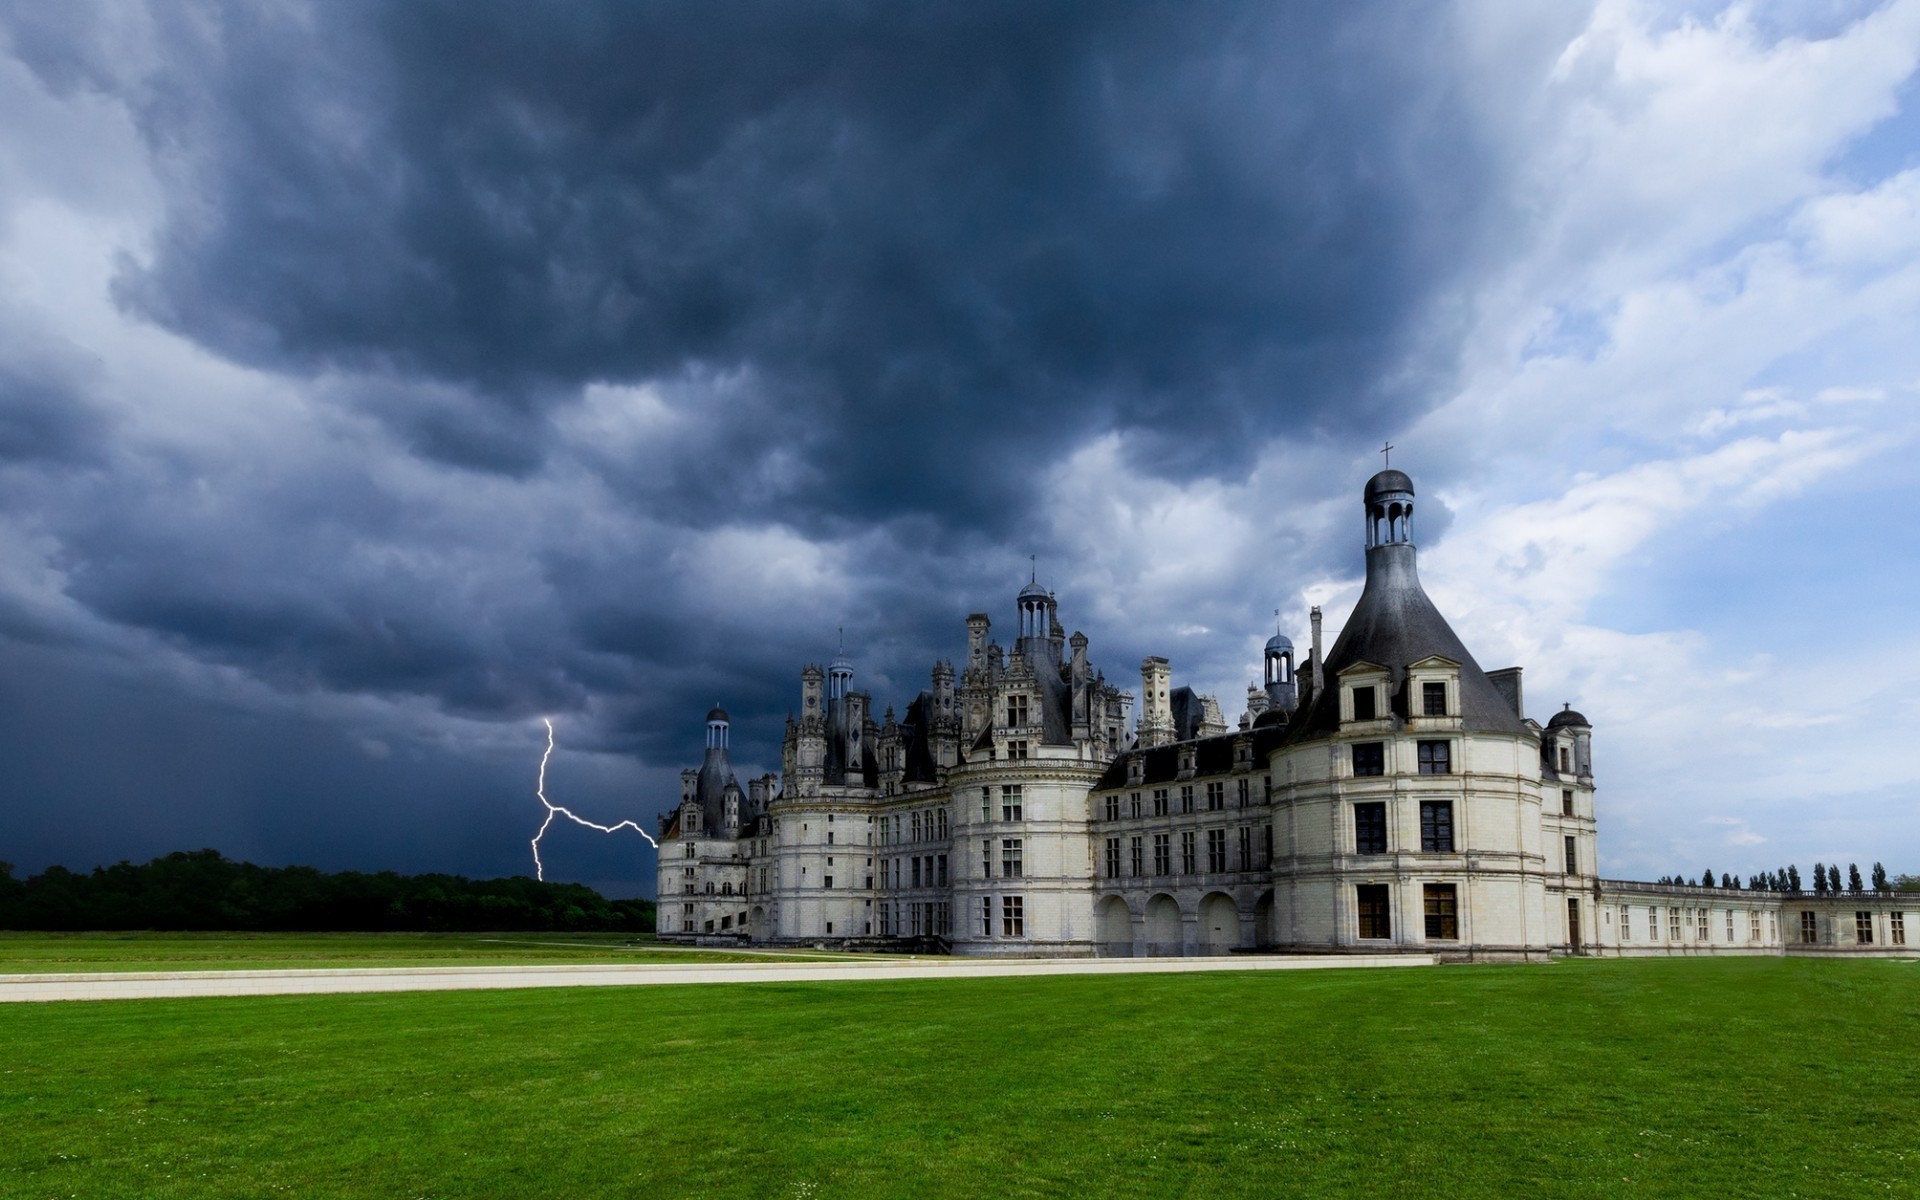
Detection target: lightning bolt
<box><xmin>531</xmin><ymin>717</ymin><xmax>658</xmax><ymax>881</ymax></box>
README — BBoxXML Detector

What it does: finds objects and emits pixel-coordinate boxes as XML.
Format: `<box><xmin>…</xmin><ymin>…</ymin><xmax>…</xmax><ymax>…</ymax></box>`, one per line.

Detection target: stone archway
<box><xmin>749</xmin><ymin>906</ymin><xmax>767</xmax><ymax>941</ymax></box>
<box><xmin>1096</xmin><ymin>896</ymin><xmax>1133</xmax><ymax>958</ymax></box>
<box><xmin>1145</xmin><ymin>894</ymin><xmax>1183</xmax><ymax>957</ymax></box>
<box><xmin>1199</xmin><ymin>892</ymin><xmax>1239</xmax><ymax>955</ymax></box>
<box><xmin>1253</xmin><ymin>890</ymin><xmax>1276</xmax><ymax>949</ymax></box>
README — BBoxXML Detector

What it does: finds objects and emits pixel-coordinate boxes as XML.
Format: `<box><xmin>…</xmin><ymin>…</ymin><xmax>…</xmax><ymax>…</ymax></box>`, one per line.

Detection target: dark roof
<box><xmin>706</xmin><ymin>705</ymin><xmax>729</xmax><ymax>723</ymax></box>
<box><xmin>1365</xmin><ymin>469</ymin><xmax>1414</xmax><ymax>500</ymax></box>
<box><xmin>1094</xmin><ymin>726</ymin><xmax>1290</xmax><ymax>791</ymax></box>
<box><xmin>1288</xmin><ymin>542</ymin><xmax>1525</xmax><ymax>741</ymax></box>
<box><xmin>1547</xmin><ymin>707</ymin><xmax>1590</xmax><ymax>729</ymax></box>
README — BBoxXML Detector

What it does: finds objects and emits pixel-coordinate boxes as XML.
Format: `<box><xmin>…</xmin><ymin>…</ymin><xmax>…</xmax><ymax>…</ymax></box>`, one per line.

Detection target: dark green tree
<box><xmin>1872</xmin><ymin>862</ymin><xmax>1890</xmax><ymax>892</ymax></box>
<box><xmin>1812</xmin><ymin>863</ymin><xmax>1827</xmax><ymax>894</ymax></box>
<box><xmin>1701</xmin><ymin>867</ymin><xmax>1716</xmax><ymax>887</ymax></box>
<box><xmin>1721</xmin><ymin>872</ymin><xmax>1735</xmax><ymax>888</ymax></box>
<box><xmin>1828</xmin><ymin>864</ymin><xmax>1842</xmax><ymax>893</ymax></box>
<box><xmin>1788</xmin><ymin>864</ymin><xmax>1802</xmax><ymax>891</ymax></box>
<box><xmin>1847</xmin><ymin>863</ymin><xmax>1864</xmax><ymax>894</ymax></box>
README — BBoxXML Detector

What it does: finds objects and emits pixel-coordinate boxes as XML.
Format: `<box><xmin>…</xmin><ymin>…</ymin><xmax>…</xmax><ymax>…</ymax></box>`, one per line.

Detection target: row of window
<box><xmin>1351</xmin><ymin>739</ymin><xmax>1450</xmax><ymax>777</ymax></box>
<box><xmin>1104</xmin><ymin>827</ymin><xmax>1271</xmax><ymax>877</ymax></box>
<box><xmin>878</xmin><ymin>807</ymin><xmax>950</xmax><ymax>846</ymax></box>
<box><xmin>678</xmin><ymin>902</ymin><xmax>750</xmax><ymax>935</ymax></box>
<box><xmin>1354</xmin><ymin>883</ymin><xmax>1458</xmax><ymax>939</ymax></box>
<box><xmin>879</xmin><ymin>900</ymin><xmax>952</xmax><ymax>937</ymax></box>
<box><xmin>879</xmin><ymin>854</ymin><xmax>949</xmax><ymax>890</ymax></box>
<box><xmin>1100</xmin><ymin>778</ymin><xmax>1262</xmax><ymax>822</ymax></box>
<box><xmin>1628</xmin><ymin>905</ymin><xmax>1775</xmax><ymax>943</ymax></box>
<box><xmin>979</xmin><ymin>785</ymin><xmax>1023</xmax><ymax>822</ymax></box>
<box><xmin>1350</xmin><ymin>681</ymin><xmax>1451</xmax><ymax>722</ymax></box>
<box><xmin>1353</xmin><ymin>800</ymin><xmax>1456</xmax><ymax>854</ymax></box>
<box><xmin>980</xmin><ymin>894</ymin><xmax>1024</xmax><ymax>937</ymax></box>
<box><xmin>1799</xmin><ymin>910</ymin><xmax>1908</xmax><ymax>945</ymax></box>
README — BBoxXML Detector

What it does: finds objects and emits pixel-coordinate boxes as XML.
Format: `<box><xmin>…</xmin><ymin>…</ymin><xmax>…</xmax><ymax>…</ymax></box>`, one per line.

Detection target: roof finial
<box><xmin>1381</xmin><ymin>440</ymin><xmax>1394</xmax><ymax>467</ymax></box>
<box><xmin>1274</xmin><ymin>607</ymin><xmax>1282</xmax><ymax>634</ymax></box>
<box><xmin>1030</xmin><ymin>553</ymin><xmax>1037</xmax><ymax>584</ymax></box>
<box><xmin>1563</xmin><ymin>701</ymin><xmax>1571</xmax><ymax>711</ymax></box>
<box><xmin>838</xmin><ymin>626</ymin><xmax>844</xmax><ymax>655</ymax></box>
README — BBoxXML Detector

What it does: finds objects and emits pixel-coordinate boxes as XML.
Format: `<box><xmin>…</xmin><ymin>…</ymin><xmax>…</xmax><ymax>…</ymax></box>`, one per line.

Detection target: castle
<box><xmin>658</xmin><ymin>469</ymin><xmax>1913</xmax><ymax>959</ymax></box>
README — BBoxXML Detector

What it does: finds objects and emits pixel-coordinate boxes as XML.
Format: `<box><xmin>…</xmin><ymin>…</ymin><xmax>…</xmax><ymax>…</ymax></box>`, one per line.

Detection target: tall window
<box><xmin>1892</xmin><ymin>912</ymin><xmax>1907</xmax><ymax>946</ymax></box>
<box><xmin>1002</xmin><ymin>895</ymin><xmax>1024</xmax><ymax>937</ymax></box>
<box><xmin>1354</xmin><ymin>802</ymin><xmax>1387</xmax><ymax>855</ymax></box>
<box><xmin>1238</xmin><ymin>779</ymin><xmax>1249</xmax><ymax>807</ymax></box>
<box><xmin>1154</xmin><ymin>833</ymin><xmax>1171</xmax><ymax>875</ymax></box>
<box><xmin>1001</xmin><ymin>785</ymin><xmax>1022</xmax><ymax>821</ymax></box>
<box><xmin>1105</xmin><ymin>837</ymin><xmax>1121</xmax><ymax>878</ymax></box>
<box><xmin>1856</xmin><ymin>912</ymin><xmax>1874</xmax><ymax>944</ymax></box>
<box><xmin>1419</xmin><ymin>801</ymin><xmax>1454</xmax><ymax>852</ymax></box>
<box><xmin>1207</xmin><ymin>781</ymin><xmax>1225</xmax><ymax>811</ymax></box>
<box><xmin>1695</xmin><ymin>909</ymin><xmax>1709</xmax><ymax>940</ymax></box>
<box><xmin>981</xmin><ymin>839</ymin><xmax>992</xmax><ymax>879</ymax></box>
<box><xmin>937</xmin><ymin>855</ymin><xmax>947</xmax><ymax>886</ymax></box>
<box><xmin>1749</xmin><ymin>911</ymin><xmax>1761</xmax><ymax>942</ymax></box>
<box><xmin>981</xmin><ymin>787</ymin><xmax>991</xmax><ymax>821</ymax></box>
<box><xmin>1104</xmin><ymin>795</ymin><xmax>1119</xmax><ymax>822</ymax></box>
<box><xmin>1008</xmin><ymin>740</ymin><xmax>1028</xmax><ymax>760</ymax></box>
<box><xmin>1417</xmin><ymin>740</ymin><xmax>1451</xmax><ymax>775</ymax></box>
<box><xmin>1001</xmin><ymin>839</ymin><xmax>1023</xmax><ymax>878</ymax></box>
<box><xmin>1180</xmin><ymin>830</ymin><xmax>1196</xmax><ymax>874</ymax></box>
<box><xmin>981</xmin><ymin>897</ymin><xmax>993</xmax><ymax>937</ymax></box>
<box><xmin>1153</xmin><ymin>788</ymin><xmax>1170</xmax><ymax>816</ymax></box>
<box><xmin>1352</xmin><ymin>742</ymin><xmax>1385</xmax><ymax>777</ymax></box>
<box><xmin>911</xmin><ymin>858</ymin><xmax>921</xmax><ymax>888</ymax></box>
<box><xmin>1357</xmin><ymin>884</ymin><xmax>1391</xmax><ymax>939</ymax></box>
<box><xmin>1725</xmin><ymin>910</ymin><xmax>1735</xmax><ymax>942</ymax></box>
<box><xmin>1648</xmin><ymin>906</ymin><xmax>1659</xmax><ymax>940</ymax></box>
<box><xmin>937</xmin><ymin>809</ymin><xmax>948</xmax><ymax>839</ymax></box>
<box><xmin>1564</xmin><ymin>835</ymin><xmax>1578</xmax><ymax>875</ymax></box>
<box><xmin>1352</xmin><ymin>686</ymin><xmax>1377</xmax><ymax>721</ymax></box>
<box><xmin>1422</xmin><ymin>682</ymin><xmax>1447</xmax><ymax>716</ymax></box>
<box><xmin>911</xmin><ymin>812</ymin><xmax>922</xmax><ymax>842</ymax></box>
<box><xmin>1129</xmin><ymin>836</ymin><xmax>1143</xmax><ymax>877</ymax></box>
<box><xmin>1007</xmin><ymin>694</ymin><xmax>1028</xmax><ymax>726</ymax></box>
<box><xmin>1559</xmin><ymin>746</ymin><xmax>1571</xmax><ymax>773</ymax></box>
<box><xmin>1801</xmin><ymin>911</ymin><xmax>1818</xmax><ymax>943</ymax></box>
<box><xmin>1180</xmin><ymin>785</ymin><xmax>1194</xmax><ymax>814</ymax></box>
<box><xmin>1423</xmin><ymin>884</ymin><xmax>1458</xmax><ymax>939</ymax></box>
<box><xmin>1562</xmin><ymin>789</ymin><xmax>1574</xmax><ymax>816</ymax></box>
<box><xmin>1239</xmin><ymin>827</ymin><xmax>1252</xmax><ymax>871</ymax></box>
<box><xmin>1129</xmin><ymin>792</ymin><xmax>1142</xmax><ymax>819</ymax></box>
<box><xmin>1207</xmin><ymin>828</ymin><xmax>1227</xmax><ymax>872</ymax></box>
<box><xmin>1668</xmin><ymin>907</ymin><xmax>1681</xmax><ymax>941</ymax></box>
<box><xmin>1620</xmin><ymin>904</ymin><xmax>1631</xmax><ymax>940</ymax></box>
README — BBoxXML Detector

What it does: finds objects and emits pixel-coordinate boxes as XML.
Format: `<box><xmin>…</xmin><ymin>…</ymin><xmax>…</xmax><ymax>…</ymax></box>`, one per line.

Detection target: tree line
<box><xmin>0</xmin><ymin>850</ymin><xmax>656</xmax><ymax>932</ymax></box>
<box><xmin>1651</xmin><ymin>862</ymin><xmax>1919</xmax><ymax>894</ymax></box>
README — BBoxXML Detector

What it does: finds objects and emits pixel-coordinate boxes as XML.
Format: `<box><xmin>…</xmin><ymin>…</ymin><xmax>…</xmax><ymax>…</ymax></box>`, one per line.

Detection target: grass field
<box><xmin>3</xmin><ymin>956</ymin><xmax>1916</xmax><ymax>1198</ymax></box>
<box><xmin>0</xmin><ymin>931</ymin><xmax>854</xmax><ymax>973</ymax></box>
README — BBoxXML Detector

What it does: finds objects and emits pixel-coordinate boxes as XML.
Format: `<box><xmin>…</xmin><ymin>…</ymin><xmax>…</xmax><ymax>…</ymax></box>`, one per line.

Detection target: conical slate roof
<box><xmin>1291</xmin><ymin>540</ymin><xmax>1525</xmax><ymax>739</ymax></box>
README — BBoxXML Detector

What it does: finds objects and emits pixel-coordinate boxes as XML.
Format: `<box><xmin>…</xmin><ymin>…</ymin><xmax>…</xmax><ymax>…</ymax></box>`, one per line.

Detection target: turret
<box><xmin>1263</xmin><ymin>619</ymin><xmax>1297</xmax><ymax>713</ymax></box>
<box><xmin>1138</xmin><ymin>656</ymin><xmax>1173</xmax><ymax>748</ymax></box>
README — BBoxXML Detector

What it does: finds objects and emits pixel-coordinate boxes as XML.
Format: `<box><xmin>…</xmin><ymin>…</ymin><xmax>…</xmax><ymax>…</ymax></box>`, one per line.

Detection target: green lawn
<box><xmin>2</xmin><ymin>957</ymin><xmax>1915</xmax><ymax>1198</ymax></box>
<box><xmin>0</xmin><ymin>931</ymin><xmax>853</xmax><ymax>973</ymax></box>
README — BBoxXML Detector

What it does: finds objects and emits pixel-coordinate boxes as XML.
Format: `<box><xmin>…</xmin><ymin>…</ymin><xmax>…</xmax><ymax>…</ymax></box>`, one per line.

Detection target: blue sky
<box><xmin>0</xmin><ymin>1</ymin><xmax>1917</xmax><ymax>894</ymax></box>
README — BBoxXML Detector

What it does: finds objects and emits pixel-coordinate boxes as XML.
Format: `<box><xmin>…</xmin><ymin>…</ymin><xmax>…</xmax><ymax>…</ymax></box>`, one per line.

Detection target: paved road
<box><xmin>0</xmin><ymin>952</ymin><xmax>1433</xmax><ymax>1002</ymax></box>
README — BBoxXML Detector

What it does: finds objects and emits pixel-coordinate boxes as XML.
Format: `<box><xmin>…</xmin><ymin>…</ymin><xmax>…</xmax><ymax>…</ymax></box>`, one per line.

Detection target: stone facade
<box><xmin>656</xmin><ymin>469</ymin><xmax>1917</xmax><ymax>960</ymax></box>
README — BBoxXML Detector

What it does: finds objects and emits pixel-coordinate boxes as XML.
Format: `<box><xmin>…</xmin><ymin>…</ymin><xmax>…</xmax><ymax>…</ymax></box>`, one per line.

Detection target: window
<box><xmin>1801</xmin><ymin>911</ymin><xmax>1818</xmax><ymax>943</ymax></box>
<box><xmin>1668</xmin><ymin>907</ymin><xmax>1681</xmax><ymax>941</ymax></box>
<box><xmin>1207</xmin><ymin>781</ymin><xmax>1225</xmax><ymax>811</ymax></box>
<box><xmin>1238</xmin><ymin>779</ymin><xmax>1249</xmax><ymax>807</ymax></box>
<box><xmin>1417</xmin><ymin>740</ymin><xmax>1451</xmax><ymax>775</ymax></box>
<box><xmin>1420</xmin><ymin>801</ymin><xmax>1454</xmax><ymax>852</ymax></box>
<box><xmin>1263</xmin><ymin>825</ymin><xmax>1273</xmax><ymax>866</ymax></box>
<box><xmin>1562</xmin><ymin>789</ymin><xmax>1574</xmax><ymax>816</ymax></box>
<box><xmin>1559</xmin><ymin>746</ymin><xmax>1571</xmax><ymax>773</ymax></box>
<box><xmin>937</xmin><ymin>809</ymin><xmax>948</xmax><ymax>839</ymax></box>
<box><xmin>1725</xmin><ymin>910</ymin><xmax>1735</xmax><ymax>942</ymax></box>
<box><xmin>1001</xmin><ymin>785</ymin><xmax>1023</xmax><ymax>821</ymax></box>
<box><xmin>1239</xmin><ymin>827</ymin><xmax>1252</xmax><ymax>871</ymax></box>
<box><xmin>1002</xmin><ymin>895</ymin><xmax>1024</xmax><ymax>937</ymax></box>
<box><xmin>1357</xmin><ymin>884</ymin><xmax>1391</xmax><ymax>939</ymax></box>
<box><xmin>1422</xmin><ymin>682</ymin><xmax>1447</xmax><ymax>716</ymax></box>
<box><xmin>981</xmin><ymin>787</ymin><xmax>991</xmax><ymax>821</ymax></box>
<box><xmin>981</xmin><ymin>897</ymin><xmax>993</xmax><ymax>937</ymax></box>
<box><xmin>911</xmin><ymin>858</ymin><xmax>921</xmax><ymax>888</ymax></box>
<box><xmin>720</xmin><ymin>915</ymin><xmax>731</xmax><ymax>930</ymax></box>
<box><xmin>1856</xmin><ymin>912</ymin><xmax>1874</xmax><ymax>944</ymax></box>
<box><xmin>1749</xmin><ymin>911</ymin><xmax>1761</xmax><ymax>942</ymax></box>
<box><xmin>1001</xmin><ymin>838</ymin><xmax>1023</xmax><ymax>878</ymax></box>
<box><xmin>823</xmin><ymin>875</ymin><xmax>833</xmax><ymax>889</ymax></box>
<box><xmin>1648</xmin><ymin>906</ymin><xmax>1659</xmax><ymax>940</ymax></box>
<box><xmin>937</xmin><ymin>855</ymin><xmax>948</xmax><ymax>886</ymax></box>
<box><xmin>1695</xmin><ymin>909</ymin><xmax>1709</xmax><ymax>940</ymax></box>
<box><xmin>685</xmin><ymin>842</ymin><xmax>696</xmax><ymax>858</ymax></box>
<box><xmin>1129</xmin><ymin>836</ymin><xmax>1143</xmax><ymax>877</ymax></box>
<box><xmin>1130</xmin><ymin>792</ymin><xmax>1142</xmax><ymax>818</ymax></box>
<box><xmin>1008</xmin><ymin>740</ymin><xmax>1028</xmax><ymax>760</ymax></box>
<box><xmin>1207</xmin><ymin>828</ymin><xmax>1227</xmax><ymax>873</ymax></box>
<box><xmin>1180</xmin><ymin>830</ymin><xmax>1196</xmax><ymax>874</ymax></box>
<box><xmin>1620</xmin><ymin>904</ymin><xmax>1632</xmax><ymax>940</ymax></box>
<box><xmin>1352</xmin><ymin>686</ymin><xmax>1377</xmax><ymax>721</ymax></box>
<box><xmin>1423</xmin><ymin>884</ymin><xmax>1458</xmax><ymax>939</ymax></box>
<box><xmin>1007</xmin><ymin>694</ymin><xmax>1028</xmax><ymax>726</ymax></box>
<box><xmin>1154</xmin><ymin>833</ymin><xmax>1171</xmax><ymax>875</ymax></box>
<box><xmin>1105</xmin><ymin>837</ymin><xmax>1121</xmax><ymax>878</ymax></box>
<box><xmin>1892</xmin><ymin>912</ymin><xmax>1906</xmax><ymax>946</ymax></box>
<box><xmin>1104</xmin><ymin>795</ymin><xmax>1119</xmax><ymax>822</ymax></box>
<box><xmin>981</xmin><ymin>839</ymin><xmax>992</xmax><ymax>879</ymax></box>
<box><xmin>912</xmin><ymin>812</ymin><xmax>922</xmax><ymax>842</ymax></box>
<box><xmin>1153</xmin><ymin>788</ymin><xmax>1170</xmax><ymax>816</ymax></box>
<box><xmin>1180</xmin><ymin>785</ymin><xmax>1194</xmax><ymax>814</ymax></box>
<box><xmin>1564</xmin><ymin>835</ymin><xmax>1577</xmax><ymax>875</ymax></box>
<box><xmin>1352</xmin><ymin>742</ymin><xmax>1385</xmax><ymax>777</ymax></box>
<box><xmin>1354</xmin><ymin>802</ymin><xmax>1387</xmax><ymax>855</ymax></box>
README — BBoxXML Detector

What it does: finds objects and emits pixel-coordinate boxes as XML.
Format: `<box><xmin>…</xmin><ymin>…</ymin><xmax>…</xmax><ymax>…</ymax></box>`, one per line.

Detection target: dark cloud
<box><xmin>71</xmin><ymin>1</ymin><xmax>1501</xmax><ymax>528</ymax></box>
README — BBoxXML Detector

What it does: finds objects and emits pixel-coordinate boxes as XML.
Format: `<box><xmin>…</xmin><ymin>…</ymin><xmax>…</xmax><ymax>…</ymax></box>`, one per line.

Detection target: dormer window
<box><xmin>1352</xmin><ymin>686</ymin><xmax>1377</xmax><ymax>721</ymax></box>
<box><xmin>1007</xmin><ymin>694</ymin><xmax>1028</xmax><ymax>727</ymax></box>
<box><xmin>1422</xmin><ymin>682</ymin><xmax>1447</xmax><ymax>716</ymax></box>
<box><xmin>1558</xmin><ymin>746</ymin><xmax>1571</xmax><ymax>773</ymax></box>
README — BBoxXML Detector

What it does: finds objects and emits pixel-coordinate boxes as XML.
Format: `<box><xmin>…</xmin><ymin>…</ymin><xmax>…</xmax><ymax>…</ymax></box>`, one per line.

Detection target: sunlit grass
<box><xmin>3</xmin><ymin>956</ymin><xmax>1915</xmax><ymax>1197</ymax></box>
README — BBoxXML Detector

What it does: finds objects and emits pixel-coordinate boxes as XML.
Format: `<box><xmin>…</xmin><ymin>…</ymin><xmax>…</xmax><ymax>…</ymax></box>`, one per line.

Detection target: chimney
<box><xmin>1310</xmin><ymin>606</ymin><xmax>1325</xmax><ymax>695</ymax></box>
